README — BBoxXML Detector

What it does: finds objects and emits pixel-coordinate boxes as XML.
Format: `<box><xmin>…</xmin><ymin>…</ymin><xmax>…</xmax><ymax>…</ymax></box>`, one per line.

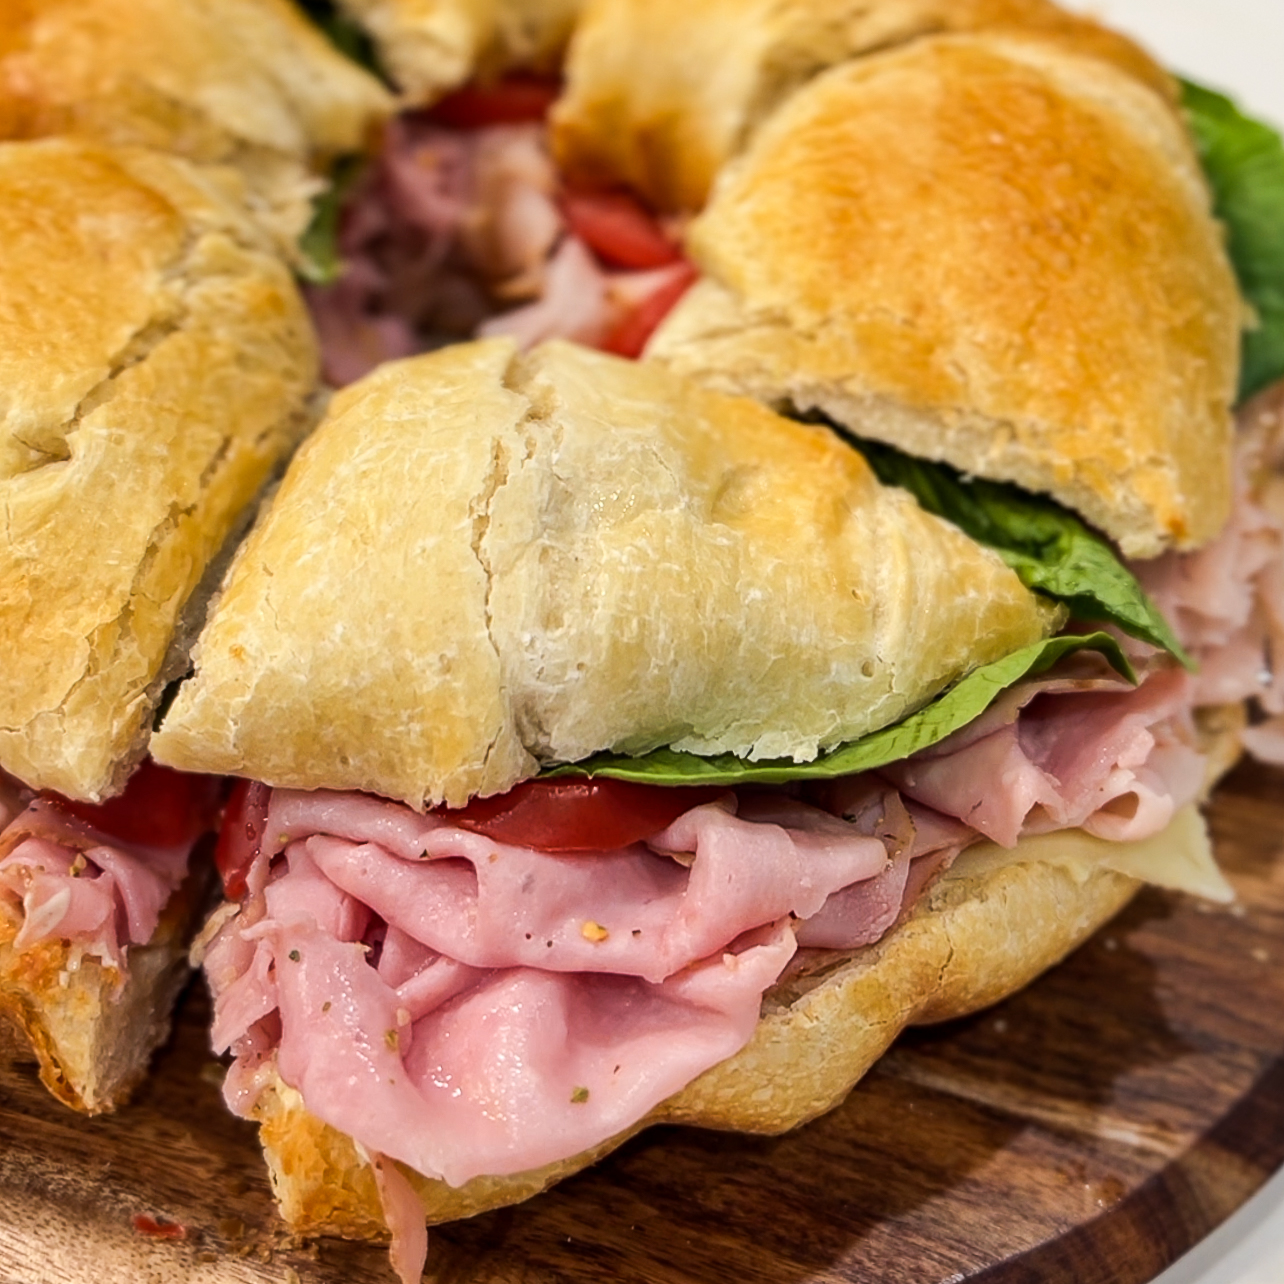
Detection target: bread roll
<box><xmin>336</xmin><ymin>0</ymin><xmax>581</xmax><ymax>104</ymax></box>
<box><xmin>0</xmin><ymin>138</ymin><xmax>319</xmax><ymax>801</ymax></box>
<box><xmin>152</xmin><ymin>338</ymin><xmax>1059</xmax><ymax>806</ymax></box>
<box><xmin>553</xmin><ymin>0</ymin><xmax>1176</xmax><ymax>213</ymax></box>
<box><xmin>648</xmin><ymin>35</ymin><xmax>1241</xmax><ymax>557</ymax></box>
<box><xmin>0</xmin><ymin>0</ymin><xmax>392</xmax><ymax>244</ymax></box>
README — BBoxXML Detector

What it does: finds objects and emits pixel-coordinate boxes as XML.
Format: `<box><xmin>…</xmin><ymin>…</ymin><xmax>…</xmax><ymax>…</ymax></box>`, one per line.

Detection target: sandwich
<box><xmin>0</xmin><ymin>0</ymin><xmax>392</xmax><ymax>248</ymax></box>
<box><xmin>0</xmin><ymin>134</ymin><xmax>319</xmax><ymax>1111</ymax></box>
<box><xmin>150</xmin><ymin>336</ymin><xmax>1252</xmax><ymax>1283</ymax></box>
<box><xmin>0</xmin><ymin>0</ymin><xmax>1271</xmax><ymax>1274</ymax></box>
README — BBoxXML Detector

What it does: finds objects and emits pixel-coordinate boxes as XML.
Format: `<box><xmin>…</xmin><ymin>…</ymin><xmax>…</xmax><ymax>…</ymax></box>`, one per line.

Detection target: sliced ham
<box><xmin>1131</xmin><ymin>395</ymin><xmax>1284</xmax><ymax>739</ymax></box>
<box><xmin>881</xmin><ymin>667</ymin><xmax>1201</xmax><ymax>848</ymax></box>
<box><xmin>0</xmin><ymin>785</ymin><xmax>205</xmax><ymax>972</ymax></box>
<box><xmin>271</xmin><ymin>917</ymin><xmax>796</xmax><ymax>1187</ymax></box>
<box><xmin>306</xmin><ymin>116</ymin><xmax>691</xmax><ymax>384</ymax></box>
<box><xmin>477</xmin><ymin>234</ymin><xmax>611</xmax><ymax>347</ymax></box>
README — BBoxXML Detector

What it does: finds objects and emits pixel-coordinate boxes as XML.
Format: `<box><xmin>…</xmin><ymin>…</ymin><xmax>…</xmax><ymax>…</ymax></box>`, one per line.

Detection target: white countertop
<box><xmin>1154</xmin><ymin>1163</ymin><xmax>1284</xmax><ymax>1284</ymax></box>
<box><xmin>1058</xmin><ymin>4</ymin><xmax>1284</xmax><ymax>1280</ymax></box>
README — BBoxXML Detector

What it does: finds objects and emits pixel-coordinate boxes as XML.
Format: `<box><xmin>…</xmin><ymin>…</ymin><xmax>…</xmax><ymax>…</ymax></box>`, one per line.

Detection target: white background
<box><xmin>1064</xmin><ymin>4</ymin><xmax>1283</xmax><ymax>1281</ymax></box>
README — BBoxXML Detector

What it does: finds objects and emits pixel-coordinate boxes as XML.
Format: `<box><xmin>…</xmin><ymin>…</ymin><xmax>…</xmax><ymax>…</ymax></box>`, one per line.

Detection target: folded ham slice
<box><xmin>1132</xmin><ymin>388</ymin><xmax>1284</xmax><ymax>760</ymax></box>
<box><xmin>0</xmin><ymin>767</ymin><xmax>217</xmax><ymax>973</ymax></box>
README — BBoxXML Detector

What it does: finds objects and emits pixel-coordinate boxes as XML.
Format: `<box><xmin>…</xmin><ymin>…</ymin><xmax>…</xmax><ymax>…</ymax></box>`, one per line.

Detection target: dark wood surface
<box><xmin>0</xmin><ymin>759</ymin><xmax>1282</xmax><ymax>1284</ymax></box>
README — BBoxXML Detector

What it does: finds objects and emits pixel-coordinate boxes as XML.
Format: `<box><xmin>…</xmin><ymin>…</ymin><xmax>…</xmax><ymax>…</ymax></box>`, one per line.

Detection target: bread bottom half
<box><xmin>0</xmin><ymin>869</ymin><xmax>207</xmax><ymax>1114</ymax></box>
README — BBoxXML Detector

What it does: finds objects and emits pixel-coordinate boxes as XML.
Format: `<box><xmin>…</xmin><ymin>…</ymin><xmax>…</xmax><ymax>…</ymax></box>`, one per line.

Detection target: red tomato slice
<box><xmin>561</xmin><ymin>191</ymin><xmax>682</xmax><ymax>270</ymax></box>
<box><xmin>427</xmin><ymin>76</ymin><xmax>561</xmax><ymax>129</ymax></box>
<box><xmin>601</xmin><ymin>263</ymin><xmax>699</xmax><ymax>359</ymax></box>
<box><xmin>56</xmin><ymin>760</ymin><xmax>222</xmax><ymax>849</ymax></box>
<box><xmin>441</xmin><ymin>777</ymin><xmax>726</xmax><ymax>853</ymax></box>
<box><xmin>214</xmin><ymin>778</ymin><xmax>271</xmax><ymax>901</ymax></box>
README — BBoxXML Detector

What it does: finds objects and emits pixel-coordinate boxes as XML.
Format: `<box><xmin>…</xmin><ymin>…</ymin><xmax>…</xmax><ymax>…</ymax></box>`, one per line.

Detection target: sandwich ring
<box><xmin>0</xmin><ymin>2</ymin><xmax>1281</xmax><ymax>1281</ymax></box>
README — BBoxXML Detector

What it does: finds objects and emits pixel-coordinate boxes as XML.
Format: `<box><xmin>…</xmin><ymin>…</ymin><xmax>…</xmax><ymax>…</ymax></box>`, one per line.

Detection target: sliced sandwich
<box><xmin>151</xmin><ymin>339</ymin><xmax>1246</xmax><ymax>1282</ymax></box>
<box><xmin>0</xmin><ymin>135</ymin><xmax>320</xmax><ymax>1111</ymax></box>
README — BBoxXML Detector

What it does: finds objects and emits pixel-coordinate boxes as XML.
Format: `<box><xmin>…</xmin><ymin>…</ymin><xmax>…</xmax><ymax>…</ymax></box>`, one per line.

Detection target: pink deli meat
<box><xmin>1134</xmin><ymin>385</ymin><xmax>1284</xmax><ymax>761</ymax></box>
<box><xmin>0</xmin><ymin>790</ymin><xmax>199</xmax><ymax>972</ymax></box>
<box><xmin>882</xmin><ymin>666</ymin><xmax>1206</xmax><ymax>848</ymax></box>
<box><xmin>306</xmin><ymin>116</ymin><xmax>690</xmax><ymax>384</ymax></box>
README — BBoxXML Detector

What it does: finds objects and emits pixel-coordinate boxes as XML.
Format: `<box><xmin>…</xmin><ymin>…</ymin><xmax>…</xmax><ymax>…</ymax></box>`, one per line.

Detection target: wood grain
<box><xmin>0</xmin><ymin>759</ymin><xmax>1282</xmax><ymax>1284</ymax></box>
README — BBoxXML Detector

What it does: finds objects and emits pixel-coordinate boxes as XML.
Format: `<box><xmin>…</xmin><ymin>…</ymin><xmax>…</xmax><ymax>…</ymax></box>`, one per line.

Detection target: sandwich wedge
<box><xmin>0</xmin><ymin>135</ymin><xmax>319</xmax><ymax>1112</ymax></box>
<box><xmin>151</xmin><ymin>339</ymin><xmax>1244</xmax><ymax>1281</ymax></box>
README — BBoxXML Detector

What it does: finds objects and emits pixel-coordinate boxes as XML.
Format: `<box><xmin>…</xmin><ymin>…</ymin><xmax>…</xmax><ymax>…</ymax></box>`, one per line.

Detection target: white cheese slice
<box><xmin>944</xmin><ymin>804</ymin><xmax>1235</xmax><ymax>904</ymax></box>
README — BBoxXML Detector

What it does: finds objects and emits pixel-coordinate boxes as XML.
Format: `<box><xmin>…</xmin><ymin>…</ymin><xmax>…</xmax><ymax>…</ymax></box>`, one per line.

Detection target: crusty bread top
<box><xmin>0</xmin><ymin>0</ymin><xmax>392</xmax><ymax>243</ymax></box>
<box><xmin>337</xmin><ymin>0</ymin><xmax>581</xmax><ymax>104</ymax></box>
<box><xmin>152</xmin><ymin>338</ymin><xmax>1058</xmax><ymax>807</ymax></box>
<box><xmin>553</xmin><ymin>0</ymin><xmax>1176</xmax><ymax>213</ymax></box>
<box><xmin>648</xmin><ymin>34</ymin><xmax>1241</xmax><ymax>558</ymax></box>
<box><xmin>0</xmin><ymin>138</ymin><xmax>319</xmax><ymax>801</ymax></box>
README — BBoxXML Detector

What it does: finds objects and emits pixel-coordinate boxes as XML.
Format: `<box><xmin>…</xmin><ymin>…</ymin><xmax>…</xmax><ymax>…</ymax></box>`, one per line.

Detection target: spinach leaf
<box><xmin>855</xmin><ymin>440</ymin><xmax>1191</xmax><ymax>667</ymax></box>
<box><xmin>1182</xmin><ymin>79</ymin><xmax>1284</xmax><ymax>401</ymax></box>
<box><xmin>546</xmin><ymin>632</ymin><xmax>1134</xmax><ymax>787</ymax></box>
<box><xmin>296</xmin><ymin>156</ymin><xmax>364</xmax><ymax>286</ymax></box>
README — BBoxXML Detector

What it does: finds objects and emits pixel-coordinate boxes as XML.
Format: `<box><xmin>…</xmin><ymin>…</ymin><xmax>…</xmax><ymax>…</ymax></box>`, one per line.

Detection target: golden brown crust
<box><xmin>152</xmin><ymin>338</ymin><xmax>1057</xmax><ymax>807</ymax></box>
<box><xmin>553</xmin><ymin>0</ymin><xmax>1177</xmax><ymax>213</ymax></box>
<box><xmin>648</xmin><ymin>34</ymin><xmax>1241</xmax><ymax>557</ymax></box>
<box><xmin>0</xmin><ymin>866</ymin><xmax>208</xmax><ymax>1114</ymax></box>
<box><xmin>250</xmin><ymin>835</ymin><xmax>1147</xmax><ymax>1235</ymax></box>
<box><xmin>337</xmin><ymin>0</ymin><xmax>581</xmax><ymax>104</ymax></box>
<box><xmin>0</xmin><ymin>138</ymin><xmax>319</xmax><ymax>801</ymax></box>
<box><xmin>0</xmin><ymin>0</ymin><xmax>392</xmax><ymax>243</ymax></box>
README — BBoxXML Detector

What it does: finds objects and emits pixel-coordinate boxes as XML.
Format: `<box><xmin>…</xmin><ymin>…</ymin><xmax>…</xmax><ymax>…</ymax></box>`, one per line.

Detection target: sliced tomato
<box><xmin>56</xmin><ymin>760</ymin><xmax>222</xmax><ymax>850</ymax></box>
<box><xmin>601</xmin><ymin>262</ymin><xmax>699</xmax><ymax>359</ymax></box>
<box><xmin>427</xmin><ymin>76</ymin><xmax>561</xmax><ymax>129</ymax></box>
<box><xmin>561</xmin><ymin>191</ymin><xmax>682</xmax><ymax>270</ymax></box>
<box><xmin>214</xmin><ymin>779</ymin><xmax>271</xmax><ymax>900</ymax></box>
<box><xmin>440</xmin><ymin>777</ymin><xmax>725</xmax><ymax>853</ymax></box>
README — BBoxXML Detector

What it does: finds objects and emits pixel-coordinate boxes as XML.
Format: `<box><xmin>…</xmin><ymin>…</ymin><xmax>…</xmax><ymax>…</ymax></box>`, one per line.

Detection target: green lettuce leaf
<box><xmin>296</xmin><ymin>156</ymin><xmax>364</xmax><ymax>286</ymax></box>
<box><xmin>1182</xmin><ymin>79</ymin><xmax>1284</xmax><ymax>401</ymax></box>
<box><xmin>854</xmin><ymin>440</ymin><xmax>1192</xmax><ymax>667</ymax></box>
<box><xmin>546</xmin><ymin>632</ymin><xmax>1134</xmax><ymax>787</ymax></box>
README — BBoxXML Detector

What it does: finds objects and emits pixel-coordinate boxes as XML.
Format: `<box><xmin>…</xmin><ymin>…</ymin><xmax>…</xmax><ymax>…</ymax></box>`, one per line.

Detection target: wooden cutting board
<box><xmin>1</xmin><ymin>758</ymin><xmax>1282</xmax><ymax>1284</ymax></box>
